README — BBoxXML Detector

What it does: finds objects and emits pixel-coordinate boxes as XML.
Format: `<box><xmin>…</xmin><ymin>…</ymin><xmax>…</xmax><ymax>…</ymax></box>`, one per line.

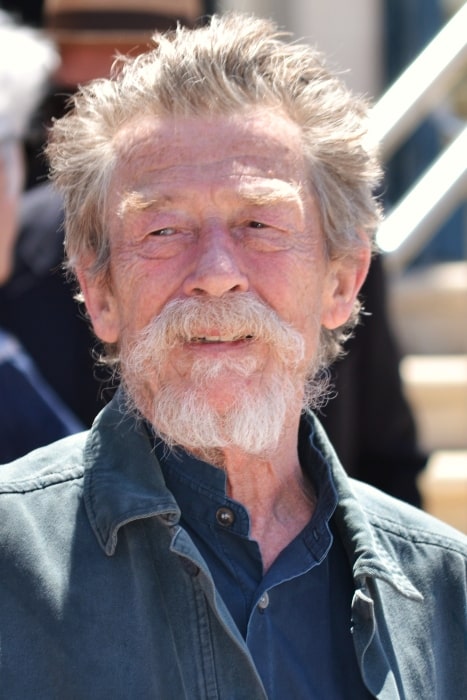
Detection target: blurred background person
<box><xmin>0</xmin><ymin>9</ymin><xmax>82</xmax><ymax>462</ymax></box>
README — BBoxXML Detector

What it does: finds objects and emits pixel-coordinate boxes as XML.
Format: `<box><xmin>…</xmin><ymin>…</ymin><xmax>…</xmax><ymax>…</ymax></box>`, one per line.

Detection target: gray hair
<box><xmin>48</xmin><ymin>12</ymin><xmax>383</xmax><ymax>368</ymax></box>
<box><xmin>0</xmin><ymin>10</ymin><xmax>59</xmax><ymax>143</ymax></box>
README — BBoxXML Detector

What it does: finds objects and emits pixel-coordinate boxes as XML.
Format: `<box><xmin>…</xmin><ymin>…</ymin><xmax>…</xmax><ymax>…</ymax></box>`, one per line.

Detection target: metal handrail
<box><xmin>377</xmin><ymin>124</ymin><xmax>467</xmax><ymax>273</ymax></box>
<box><xmin>371</xmin><ymin>3</ymin><xmax>467</xmax><ymax>265</ymax></box>
<box><xmin>370</xmin><ymin>2</ymin><xmax>467</xmax><ymax>159</ymax></box>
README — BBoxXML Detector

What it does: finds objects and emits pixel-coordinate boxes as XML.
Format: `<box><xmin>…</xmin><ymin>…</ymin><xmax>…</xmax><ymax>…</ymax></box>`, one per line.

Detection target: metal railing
<box><xmin>371</xmin><ymin>2</ymin><xmax>467</xmax><ymax>273</ymax></box>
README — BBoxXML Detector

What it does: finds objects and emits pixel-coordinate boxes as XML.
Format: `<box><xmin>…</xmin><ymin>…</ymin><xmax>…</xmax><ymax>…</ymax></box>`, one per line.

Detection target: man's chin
<box><xmin>192</xmin><ymin>373</ymin><xmax>259</xmax><ymax>406</ymax></box>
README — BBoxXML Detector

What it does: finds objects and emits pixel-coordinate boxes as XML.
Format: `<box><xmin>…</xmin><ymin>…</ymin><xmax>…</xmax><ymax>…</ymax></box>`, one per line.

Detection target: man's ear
<box><xmin>76</xmin><ymin>266</ymin><xmax>120</xmax><ymax>344</ymax></box>
<box><xmin>321</xmin><ymin>245</ymin><xmax>371</xmax><ymax>330</ymax></box>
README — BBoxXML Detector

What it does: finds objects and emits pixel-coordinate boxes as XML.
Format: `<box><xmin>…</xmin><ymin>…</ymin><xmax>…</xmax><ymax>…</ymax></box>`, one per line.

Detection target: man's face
<box><xmin>80</xmin><ymin>108</ymin><xmax>368</xmax><ymax>437</ymax></box>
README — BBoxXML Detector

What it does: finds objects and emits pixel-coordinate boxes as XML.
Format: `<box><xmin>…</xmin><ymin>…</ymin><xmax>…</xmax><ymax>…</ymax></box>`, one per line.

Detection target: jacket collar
<box><xmin>83</xmin><ymin>391</ymin><xmax>422</xmax><ymax>600</ymax></box>
<box><xmin>83</xmin><ymin>389</ymin><xmax>180</xmax><ymax>555</ymax></box>
<box><xmin>308</xmin><ymin>416</ymin><xmax>422</xmax><ymax>601</ymax></box>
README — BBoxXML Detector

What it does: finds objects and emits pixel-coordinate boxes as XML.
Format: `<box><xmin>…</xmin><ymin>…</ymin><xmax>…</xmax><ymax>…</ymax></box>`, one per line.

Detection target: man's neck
<box><xmin>190</xmin><ymin>419</ymin><xmax>316</xmax><ymax>572</ymax></box>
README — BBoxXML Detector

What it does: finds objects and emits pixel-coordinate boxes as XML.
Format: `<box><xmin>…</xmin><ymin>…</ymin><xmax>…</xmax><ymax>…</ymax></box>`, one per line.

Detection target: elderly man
<box><xmin>1</xmin><ymin>13</ymin><xmax>465</xmax><ymax>699</ymax></box>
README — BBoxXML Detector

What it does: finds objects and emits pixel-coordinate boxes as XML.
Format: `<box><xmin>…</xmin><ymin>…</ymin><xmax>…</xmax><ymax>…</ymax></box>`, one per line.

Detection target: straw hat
<box><xmin>44</xmin><ymin>0</ymin><xmax>204</xmax><ymax>43</ymax></box>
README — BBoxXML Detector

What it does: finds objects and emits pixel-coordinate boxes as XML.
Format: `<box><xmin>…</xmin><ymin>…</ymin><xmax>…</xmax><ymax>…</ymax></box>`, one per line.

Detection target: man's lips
<box><xmin>189</xmin><ymin>334</ymin><xmax>254</xmax><ymax>343</ymax></box>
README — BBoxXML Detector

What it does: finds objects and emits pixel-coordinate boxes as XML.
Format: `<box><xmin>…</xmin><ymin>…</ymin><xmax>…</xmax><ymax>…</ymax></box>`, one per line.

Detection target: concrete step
<box><xmin>400</xmin><ymin>355</ymin><xmax>467</xmax><ymax>452</ymax></box>
<box><xmin>388</xmin><ymin>261</ymin><xmax>467</xmax><ymax>355</ymax></box>
<box><xmin>418</xmin><ymin>450</ymin><xmax>467</xmax><ymax>533</ymax></box>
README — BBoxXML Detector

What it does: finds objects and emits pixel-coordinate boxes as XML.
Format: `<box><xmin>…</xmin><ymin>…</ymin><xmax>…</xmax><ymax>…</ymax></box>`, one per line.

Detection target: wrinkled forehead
<box><xmin>109</xmin><ymin>108</ymin><xmax>311</xmax><ymax>204</ymax></box>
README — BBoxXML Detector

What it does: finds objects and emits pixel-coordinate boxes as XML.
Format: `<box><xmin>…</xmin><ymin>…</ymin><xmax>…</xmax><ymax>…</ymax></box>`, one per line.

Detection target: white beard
<box><xmin>120</xmin><ymin>294</ymin><xmax>324</xmax><ymax>457</ymax></box>
<box><xmin>144</xmin><ymin>361</ymin><xmax>298</xmax><ymax>456</ymax></box>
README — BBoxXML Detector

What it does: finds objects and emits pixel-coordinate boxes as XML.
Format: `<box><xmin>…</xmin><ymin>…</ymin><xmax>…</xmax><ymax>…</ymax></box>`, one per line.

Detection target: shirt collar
<box><xmin>155</xmin><ymin>414</ymin><xmax>338</xmax><ymax>563</ymax></box>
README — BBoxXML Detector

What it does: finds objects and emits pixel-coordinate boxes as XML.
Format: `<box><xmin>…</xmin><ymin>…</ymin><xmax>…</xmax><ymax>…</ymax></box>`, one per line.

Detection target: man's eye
<box><xmin>150</xmin><ymin>227</ymin><xmax>176</xmax><ymax>236</ymax></box>
<box><xmin>248</xmin><ymin>221</ymin><xmax>267</xmax><ymax>229</ymax></box>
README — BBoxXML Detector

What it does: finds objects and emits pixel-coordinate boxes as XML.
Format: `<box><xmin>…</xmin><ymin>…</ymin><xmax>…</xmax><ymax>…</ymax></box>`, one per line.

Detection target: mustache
<box><xmin>122</xmin><ymin>293</ymin><xmax>306</xmax><ymax>365</ymax></box>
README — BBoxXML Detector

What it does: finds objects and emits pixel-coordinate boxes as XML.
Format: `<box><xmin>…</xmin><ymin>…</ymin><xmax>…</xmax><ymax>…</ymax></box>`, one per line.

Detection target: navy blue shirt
<box><xmin>155</xmin><ymin>417</ymin><xmax>372</xmax><ymax>699</ymax></box>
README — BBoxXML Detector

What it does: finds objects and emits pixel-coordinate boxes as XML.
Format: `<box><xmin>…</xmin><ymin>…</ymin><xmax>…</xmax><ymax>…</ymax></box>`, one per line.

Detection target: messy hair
<box><xmin>47</xmin><ymin>12</ymin><xmax>382</xmax><ymax>368</ymax></box>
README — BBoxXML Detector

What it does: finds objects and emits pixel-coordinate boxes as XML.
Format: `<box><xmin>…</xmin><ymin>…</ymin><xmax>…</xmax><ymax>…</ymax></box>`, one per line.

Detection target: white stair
<box><xmin>389</xmin><ymin>261</ymin><xmax>467</xmax><ymax>355</ymax></box>
<box><xmin>388</xmin><ymin>261</ymin><xmax>467</xmax><ymax>532</ymax></box>
<box><xmin>418</xmin><ymin>450</ymin><xmax>467</xmax><ymax>533</ymax></box>
<box><xmin>400</xmin><ymin>355</ymin><xmax>467</xmax><ymax>453</ymax></box>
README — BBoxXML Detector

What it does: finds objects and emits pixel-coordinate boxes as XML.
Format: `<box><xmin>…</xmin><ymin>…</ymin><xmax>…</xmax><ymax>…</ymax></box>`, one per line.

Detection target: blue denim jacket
<box><xmin>0</xmin><ymin>393</ymin><xmax>466</xmax><ymax>699</ymax></box>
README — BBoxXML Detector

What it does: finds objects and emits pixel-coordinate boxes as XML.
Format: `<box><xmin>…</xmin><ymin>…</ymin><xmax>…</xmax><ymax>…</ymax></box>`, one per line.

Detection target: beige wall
<box><xmin>219</xmin><ymin>0</ymin><xmax>384</xmax><ymax>98</ymax></box>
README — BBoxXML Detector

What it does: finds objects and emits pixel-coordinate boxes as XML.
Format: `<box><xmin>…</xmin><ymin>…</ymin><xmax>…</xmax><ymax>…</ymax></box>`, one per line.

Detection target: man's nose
<box><xmin>182</xmin><ymin>226</ymin><xmax>249</xmax><ymax>297</ymax></box>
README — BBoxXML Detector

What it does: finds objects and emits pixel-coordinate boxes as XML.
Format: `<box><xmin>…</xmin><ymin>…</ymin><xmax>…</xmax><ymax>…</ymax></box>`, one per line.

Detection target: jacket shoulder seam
<box><xmin>0</xmin><ymin>466</ymin><xmax>84</xmax><ymax>494</ymax></box>
<box><xmin>366</xmin><ymin>510</ymin><xmax>467</xmax><ymax>556</ymax></box>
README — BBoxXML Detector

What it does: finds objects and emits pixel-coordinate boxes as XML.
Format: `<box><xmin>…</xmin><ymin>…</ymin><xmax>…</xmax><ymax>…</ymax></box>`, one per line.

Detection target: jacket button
<box><xmin>216</xmin><ymin>507</ymin><xmax>235</xmax><ymax>527</ymax></box>
<box><xmin>258</xmin><ymin>592</ymin><xmax>269</xmax><ymax>611</ymax></box>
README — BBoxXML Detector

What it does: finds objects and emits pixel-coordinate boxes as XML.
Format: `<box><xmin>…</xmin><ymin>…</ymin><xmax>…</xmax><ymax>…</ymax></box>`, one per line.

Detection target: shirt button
<box><xmin>215</xmin><ymin>507</ymin><xmax>235</xmax><ymax>527</ymax></box>
<box><xmin>258</xmin><ymin>592</ymin><xmax>269</xmax><ymax>611</ymax></box>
